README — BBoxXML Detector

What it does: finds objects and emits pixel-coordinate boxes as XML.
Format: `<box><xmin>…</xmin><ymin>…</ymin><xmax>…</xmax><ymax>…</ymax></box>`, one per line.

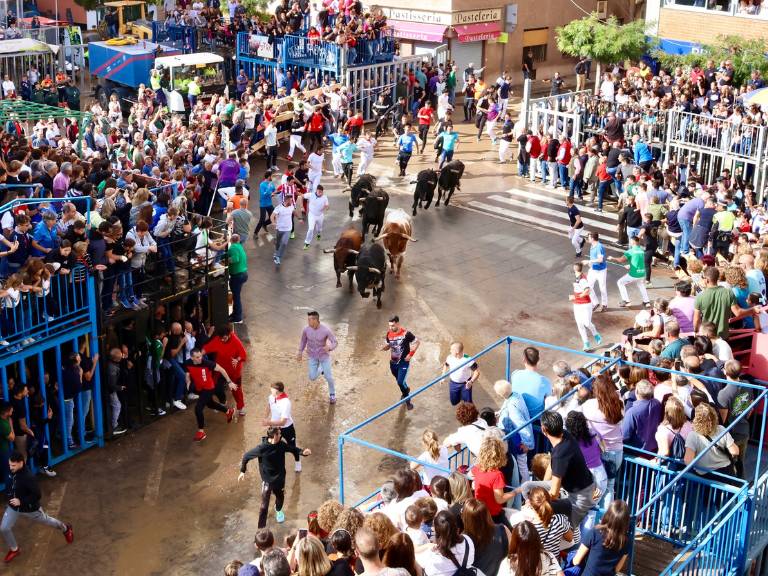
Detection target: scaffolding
<box><xmin>0</xmin><ymin>99</ymin><xmax>91</xmax><ymax>152</ymax></box>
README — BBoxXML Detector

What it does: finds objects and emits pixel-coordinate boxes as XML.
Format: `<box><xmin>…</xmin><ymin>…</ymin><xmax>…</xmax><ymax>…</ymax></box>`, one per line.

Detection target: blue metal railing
<box><xmin>152</xmin><ymin>21</ymin><xmax>198</xmax><ymax>53</ymax></box>
<box><xmin>282</xmin><ymin>32</ymin><xmax>395</xmax><ymax>75</ymax></box>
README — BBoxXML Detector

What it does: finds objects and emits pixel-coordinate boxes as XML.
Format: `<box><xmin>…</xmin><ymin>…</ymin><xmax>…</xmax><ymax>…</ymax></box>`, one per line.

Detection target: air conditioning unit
<box><xmin>596</xmin><ymin>0</ymin><xmax>608</xmax><ymax>17</ymax></box>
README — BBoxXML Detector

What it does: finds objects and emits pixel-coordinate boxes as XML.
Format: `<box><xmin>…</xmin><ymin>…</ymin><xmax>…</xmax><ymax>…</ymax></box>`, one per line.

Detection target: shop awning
<box><xmin>454</xmin><ymin>21</ymin><xmax>502</xmax><ymax>43</ymax></box>
<box><xmin>388</xmin><ymin>20</ymin><xmax>447</xmax><ymax>43</ymax></box>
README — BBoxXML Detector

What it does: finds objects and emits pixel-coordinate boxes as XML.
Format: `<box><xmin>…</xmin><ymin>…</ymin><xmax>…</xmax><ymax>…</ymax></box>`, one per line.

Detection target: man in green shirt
<box><xmin>446</xmin><ymin>64</ymin><xmax>457</xmax><ymax>105</ymax></box>
<box><xmin>659</xmin><ymin>321</ymin><xmax>685</xmax><ymax>360</ymax></box>
<box><xmin>228</xmin><ymin>234</ymin><xmax>248</xmax><ymax>324</ymax></box>
<box><xmin>694</xmin><ymin>265</ymin><xmax>755</xmax><ymax>339</ymax></box>
<box><xmin>609</xmin><ymin>236</ymin><xmax>650</xmax><ymax>308</ymax></box>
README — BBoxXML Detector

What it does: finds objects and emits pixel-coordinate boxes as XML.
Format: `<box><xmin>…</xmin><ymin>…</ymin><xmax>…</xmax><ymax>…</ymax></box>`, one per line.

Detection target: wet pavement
<box><xmin>10</xmin><ymin>120</ymin><xmax>679</xmax><ymax>575</ymax></box>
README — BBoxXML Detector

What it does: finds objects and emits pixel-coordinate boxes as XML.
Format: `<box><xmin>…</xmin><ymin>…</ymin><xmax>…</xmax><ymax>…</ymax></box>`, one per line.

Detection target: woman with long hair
<box><xmin>362</xmin><ymin>512</ymin><xmax>398</xmax><ymax>556</ymax></box>
<box><xmin>429</xmin><ymin>476</ymin><xmax>452</xmax><ymax>510</ymax></box>
<box><xmin>447</xmin><ymin>471</ymin><xmax>472</xmax><ymax>522</ymax></box>
<box><xmin>580</xmin><ymin>372</ymin><xmax>624</xmax><ymax>505</ymax></box>
<box><xmin>470</xmin><ymin>436</ymin><xmax>514</xmax><ymax>526</ymax></box>
<box><xmin>518</xmin><ymin>486</ymin><xmax>574</xmax><ymax>556</ymax></box>
<box><xmin>570</xmin><ymin>500</ymin><xmax>630</xmax><ymax>575</ymax></box>
<box><xmin>684</xmin><ymin>402</ymin><xmax>739</xmax><ymax>480</ymax></box>
<box><xmin>655</xmin><ymin>396</ymin><xmax>693</xmax><ymax>460</ymax></box>
<box><xmin>383</xmin><ymin>533</ymin><xmax>423</xmax><ymax>576</ymax></box>
<box><xmin>416</xmin><ymin>510</ymin><xmax>474</xmax><ymax>576</ymax></box>
<box><xmin>462</xmin><ymin>498</ymin><xmax>511</xmax><ymax>576</ymax></box>
<box><xmin>411</xmin><ymin>429</ymin><xmax>450</xmax><ymax>485</ymax></box>
<box><xmin>294</xmin><ymin>535</ymin><xmax>333</xmax><ymax>576</ymax></box>
<box><xmin>565</xmin><ymin>411</ymin><xmax>608</xmax><ymax>500</ymax></box>
<box><xmin>498</xmin><ymin>520</ymin><xmax>563</xmax><ymax>576</ymax></box>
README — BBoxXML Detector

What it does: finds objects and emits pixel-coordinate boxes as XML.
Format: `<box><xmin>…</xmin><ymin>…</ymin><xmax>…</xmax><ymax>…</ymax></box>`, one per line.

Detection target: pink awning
<box><xmin>388</xmin><ymin>20</ymin><xmax>447</xmax><ymax>43</ymax></box>
<box><xmin>454</xmin><ymin>21</ymin><xmax>502</xmax><ymax>42</ymax></box>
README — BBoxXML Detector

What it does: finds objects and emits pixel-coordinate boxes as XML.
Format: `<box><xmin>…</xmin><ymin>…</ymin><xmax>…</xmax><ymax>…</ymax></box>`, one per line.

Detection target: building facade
<box><xmin>375</xmin><ymin>0</ymin><xmax>633</xmax><ymax>86</ymax></box>
<box><xmin>647</xmin><ymin>0</ymin><xmax>768</xmax><ymax>54</ymax></box>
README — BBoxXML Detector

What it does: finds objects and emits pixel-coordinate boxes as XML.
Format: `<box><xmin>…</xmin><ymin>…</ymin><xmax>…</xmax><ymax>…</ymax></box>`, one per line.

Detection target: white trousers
<box><xmin>499</xmin><ymin>139</ymin><xmax>511</xmax><ymax>162</ymax></box>
<box><xmin>568</xmin><ymin>227</ymin><xmax>584</xmax><ymax>253</ymax></box>
<box><xmin>308</xmin><ymin>170</ymin><xmax>322</xmax><ymax>193</ymax></box>
<box><xmin>530</xmin><ymin>157</ymin><xmax>540</xmax><ymax>182</ymax></box>
<box><xmin>288</xmin><ymin>135</ymin><xmax>306</xmax><ymax>157</ymax></box>
<box><xmin>486</xmin><ymin>118</ymin><xmax>497</xmax><ymax>140</ymax></box>
<box><xmin>358</xmin><ymin>154</ymin><xmax>373</xmax><ymax>175</ymax></box>
<box><xmin>305</xmin><ymin>213</ymin><xmax>324</xmax><ymax>245</ymax></box>
<box><xmin>617</xmin><ymin>273</ymin><xmax>649</xmax><ymax>304</ymax></box>
<box><xmin>587</xmin><ymin>267</ymin><xmax>608</xmax><ymax>306</ymax></box>
<box><xmin>573</xmin><ymin>302</ymin><xmax>598</xmax><ymax>344</ymax></box>
<box><xmin>331</xmin><ymin>151</ymin><xmax>342</xmax><ymax>176</ymax></box>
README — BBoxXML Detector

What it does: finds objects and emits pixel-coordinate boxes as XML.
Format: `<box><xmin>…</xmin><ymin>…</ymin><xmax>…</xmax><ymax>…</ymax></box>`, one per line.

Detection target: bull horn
<box><xmin>368</xmin><ymin>267</ymin><xmax>382</xmax><ymax>275</ymax></box>
<box><xmin>346</xmin><ymin>266</ymin><xmax>359</xmax><ymax>271</ymax></box>
<box><xmin>403</xmin><ymin>235</ymin><xmax>418</xmax><ymax>242</ymax></box>
<box><xmin>374</xmin><ymin>233</ymin><xmax>389</xmax><ymax>241</ymax></box>
<box><xmin>323</xmin><ymin>248</ymin><xmax>335</xmax><ymax>253</ymax></box>
<box><xmin>347</xmin><ymin>249</ymin><xmax>359</xmax><ymax>255</ymax></box>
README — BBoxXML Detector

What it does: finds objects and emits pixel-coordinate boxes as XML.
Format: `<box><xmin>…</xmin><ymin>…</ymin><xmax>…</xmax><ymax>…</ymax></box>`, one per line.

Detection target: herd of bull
<box><xmin>325</xmin><ymin>161</ymin><xmax>465</xmax><ymax>309</ymax></box>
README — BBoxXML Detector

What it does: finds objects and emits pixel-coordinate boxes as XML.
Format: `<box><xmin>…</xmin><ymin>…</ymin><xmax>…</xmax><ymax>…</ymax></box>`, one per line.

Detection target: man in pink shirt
<box><xmin>52</xmin><ymin>162</ymin><xmax>72</xmax><ymax>198</ymax></box>
<box><xmin>297</xmin><ymin>311</ymin><xmax>338</xmax><ymax>403</ymax></box>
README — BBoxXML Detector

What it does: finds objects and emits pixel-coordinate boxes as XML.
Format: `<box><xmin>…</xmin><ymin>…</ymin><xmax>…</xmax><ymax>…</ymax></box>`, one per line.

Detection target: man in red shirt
<box><xmin>203</xmin><ymin>324</ymin><xmax>248</xmax><ymax>416</ymax></box>
<box><xmin>184</xmin><ymin>348</ymin><xmax>236</xmax><ymax>442</ymax></box>
<box><xmin>416</xmin><ymin>100</ymin><xmax>433</xmax><ymax>154</ymax></box>
<box><xmin>306</xmin><ymin>106</ymin><xmax>327</xmax><ymax>154</ymax></box>
<box><xmin>527</xmin><ymin>130</ymin><xmax>542</xmax><ymax>184</ymax></box>
<box><xmin>344</xmin><ymin>110</ymin><xmax>364</xmax><ymax>143</ymax></box>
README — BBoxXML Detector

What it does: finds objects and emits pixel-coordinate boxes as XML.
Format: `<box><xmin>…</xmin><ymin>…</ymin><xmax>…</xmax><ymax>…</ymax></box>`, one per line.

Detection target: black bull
<box><xmin>346</xmin><ymin>242</ymin><xmax>387</xmax><ymax>309</ymax></box>
<box><xmin>412</xmin><ymin>169</ymin><xmax>438</xmax><ymax>215</ymax></box>
<box><xmin>437</xmin><ymin>160</ymin><xmax>465</xmax><ymax>206</ymax></box>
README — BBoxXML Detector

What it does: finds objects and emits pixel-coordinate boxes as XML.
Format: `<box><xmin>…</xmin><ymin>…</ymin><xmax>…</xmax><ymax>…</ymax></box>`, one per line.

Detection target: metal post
<box><xmin>520</xmin><ymin>78</ymin><xmax>532</xmax><ymax>131</ymax></box>
<box><xmin>338</xmin><ymin>434</ymin><xmax>345</xmax><ymax>504</ymax></box>
<box><xmin>505</xmin><ymin>337</ymin><xmax>511</xmax><ymax>381</ymax></box>
<box><xmin>756</xmin><ymin>405</ymin><xmax>767</xmax><ymax>488</ymax></box>
<box><xmin>755</xmin><ymin>125</ymin><xmax>766</xmax><ymax>204</ymax></box>
<box><xmin>664</xmin><ymin>109</ymin><xmax>675</xmax><ymax>169</ymax></box>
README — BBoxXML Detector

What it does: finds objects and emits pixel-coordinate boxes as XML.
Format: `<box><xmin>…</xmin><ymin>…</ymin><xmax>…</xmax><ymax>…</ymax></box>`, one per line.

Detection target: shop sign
<box><xmin>452</xmin><ymin>8</ymin><xmax>502</xmax><ymax>25</ymax></box>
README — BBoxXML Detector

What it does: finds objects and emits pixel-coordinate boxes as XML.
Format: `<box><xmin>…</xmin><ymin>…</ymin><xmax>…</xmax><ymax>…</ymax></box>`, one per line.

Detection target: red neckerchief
<box><xmin>274</xmin><ymin>393</ymin><xmax>288</xmax><ymax>401</ymax></box>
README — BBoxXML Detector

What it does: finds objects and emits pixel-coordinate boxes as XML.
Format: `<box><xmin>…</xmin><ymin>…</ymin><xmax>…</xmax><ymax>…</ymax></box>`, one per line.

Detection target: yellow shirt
<box><xmin>474</xmin><ymin>81</ymin><xmax>486</xmax><ymax>100</ymax></box>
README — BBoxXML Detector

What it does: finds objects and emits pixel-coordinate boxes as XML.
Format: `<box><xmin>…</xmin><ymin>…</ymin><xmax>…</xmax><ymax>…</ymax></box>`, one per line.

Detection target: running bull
<box><xmin>346</xmin><ymin>242</ymin><xmax>387</xmax><ymax>309</ymax></box>
<box><xmin>375</xmin><ymin>209</ymin><xmax>417</xmax><ymax>280</ymax></box>
<box><xmin>412</xmin><ymin>169</ymin><xmax>438</xmax><ymax>216</ymax></box>
<box><xmin>437</xmin><ymin>160</ymin><xmax>465</xmax><ymax>206</ymax></box>
<box><xmin>349</xmin><ymin>175</ymin><xmax>390</xmax><ymax>241</ymax></box>
<box><xmin>324</xmin><ymin>228</ymin><xmax>363</xmax><ymax>290</ymax></box>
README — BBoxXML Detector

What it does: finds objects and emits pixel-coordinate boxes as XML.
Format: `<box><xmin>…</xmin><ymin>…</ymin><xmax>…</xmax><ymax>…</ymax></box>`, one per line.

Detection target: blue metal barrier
<box><xmin>152</xmin><ymin>21</ymin><xmax>198</xmax><ymax>52</ymax></box>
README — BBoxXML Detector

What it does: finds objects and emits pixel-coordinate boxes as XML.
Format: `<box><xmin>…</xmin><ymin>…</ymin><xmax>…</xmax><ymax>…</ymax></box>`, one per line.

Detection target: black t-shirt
<box><xmin>10</xmin><ymin>396</ymin><xmax>26</xmax><ymax>436</ymax></box>
<box><xmin>642</xmin><ymin>222</ymin><xmax>658</xmax><ymax>252</ymax></box>
<box><xmin>551</xmin><ymin>431</ymin><xmax>594</xmax><ymax>492</ymax></box>
<box><xmin>568</xmin><ymin>205</ymin><xmax>583</xmax><ymax>229</ymax></box>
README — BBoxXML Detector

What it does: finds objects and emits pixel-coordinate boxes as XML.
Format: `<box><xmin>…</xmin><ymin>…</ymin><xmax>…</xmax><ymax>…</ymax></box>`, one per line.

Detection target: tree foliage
<box><xmin>556</xmin><ymin>14</ymin><xmax>650</xmax><ymax>64</ymax></box>
<box><xmin>652</xmin><ymin>35</ymin><xmax>768</xmax><ymax>87</ymax></box>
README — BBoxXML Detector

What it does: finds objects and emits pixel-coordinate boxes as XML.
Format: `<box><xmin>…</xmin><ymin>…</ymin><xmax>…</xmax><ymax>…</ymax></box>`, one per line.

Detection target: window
<box><xmin>523</xmin><ymin>28</ymin><xmax>548</xmax><ymax>62</ymax></box>
<box><xmin>665</xmin><ymin>0</ymin><xmax>735</xmax><ymax>12</ymax></box>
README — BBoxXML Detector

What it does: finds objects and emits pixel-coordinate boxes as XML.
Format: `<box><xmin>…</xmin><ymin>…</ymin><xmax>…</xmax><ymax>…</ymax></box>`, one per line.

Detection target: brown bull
<box><xmin>324</xmin><ymin>228</ymin><xmax>363</xmax><ymax>290</ymax></box>
<box><xmin>375</xmin><ymin>209</ymin><xmax>417</xmax><ymax>280</ymax></box>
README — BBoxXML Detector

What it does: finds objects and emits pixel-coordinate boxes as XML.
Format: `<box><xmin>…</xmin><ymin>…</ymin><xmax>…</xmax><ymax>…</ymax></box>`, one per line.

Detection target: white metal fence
<box><xmin>344</xmin><ymin>55</ymin><xmax>423</xmax><ymax>121</ymax></box>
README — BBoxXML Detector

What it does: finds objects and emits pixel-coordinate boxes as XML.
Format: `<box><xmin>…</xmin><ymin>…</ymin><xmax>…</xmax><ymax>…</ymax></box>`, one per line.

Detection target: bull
<box><xmin>348</xmin><ymin>174</ymin><xmax>377</xmax><ymax>218</ymax></box>
<box><xmin>376</xmin><ymin>209</ymin><xmax>417</xmax><ymax>280</ymax></box>
<box><xmin>346</xmin><ymin>242</ymin><xmax>387</xmax><ymax>309</ymax></box>
<box><xmin>323</xmin><ymin>228</ymin><xmax>362</xmax><ymax>290</ymax></box>
<box><xmin>359</xmin><ymin>188</ymin><xmax>389</xmax><ymax>241</ymax></box>
<box><xmin>437</xmin><ymin>160</ymin><xmax>465</xmax><ymax>207</ymax></box>
<box><xmin>411</xmin><ymin>169</ymin><xmax>438</xmax><ymax>216</ymax></box>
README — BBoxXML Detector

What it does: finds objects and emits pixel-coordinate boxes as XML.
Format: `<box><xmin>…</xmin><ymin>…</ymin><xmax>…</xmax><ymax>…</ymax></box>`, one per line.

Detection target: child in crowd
<box><xmin>404</xmin><ymin>504</ymin><xmax>429</xmax><ymax>546</ymax></box>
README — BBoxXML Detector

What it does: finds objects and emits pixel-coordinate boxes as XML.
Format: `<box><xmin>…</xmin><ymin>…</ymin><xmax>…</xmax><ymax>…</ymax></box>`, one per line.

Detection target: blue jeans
<box><xmin>169</xmin><ymin>358</ymin><xmax>186</xmax><ymax>401</ymax></box>
<box><xmin>117</xmin><ymin>270</ymin><xmax>136</xmax><ymax>305</ymax></box>
<box><xmin>449</xmin><ymin>380</ymin><xmax>472</xmax><ymax>406</ymax></box>
<box><xmin>439</xmin><ymin>149</ymin><xmax>454</xmax><ymax>168</ymax></box>
<box><xmin>600</xmin><ymin>449</ymin><xmax>623</xmax><ymax>507</ymax></box>
<box><xmin>64</xmin><ymin>398</ymin><xmax>75</xmax><ymax>447</ymax></box>
<box><xmin>597</xmin><ymin>180</ymin><xmax>612</xmax><ymax>210</ymax></box>
<box><xmin>680</xmin><ymin>218</ymin><xmax>693</xmax><ymax>255</ymax></box>
<box><xmin>540</xmin><ymin>160</ymin><xmax>549</xmax><ymax>183</ymax></box>
<box><xmin>627</xmin><ymin>226</ymin><xmax>641</xmax><ymax>240</ymax></box>
<box><xmin>80</xmin><ymin>389</ymin><xmax>92</xmax><ymax>431</ymax></box>
<box><xmin>158</xmin><ymin>237</ymin><xmax>175</xmax><ymax>273</ymax></box>
<box><xmin>518</xmin><ymin>159</ymin><xmax>529</xmax><ymax>177</ymax></box>
<box><xmin>673</xmin><ymin>235</ymin><xmax>683</xmax><ymax>268</ymax></box>
<box><xmin>558</xmin><ymin>164</ymin><xmax>569</xmax><ymax>188</ymax></box>
<box><xmin>569</xmin><ymin>178</ymin><xmax>583</xmax><ymax>198</ymax></box>
<box><xmin>389</xmin><ymin>359</ymin><xmax>411</xmax><ymax>397</ymax></box>
<box><xmin>229</xmin><ymin>272</ymin><xmax>248</xmax><ymax>322</ymax></box>
<box><xmin>308</xmin><ymin>356</ymin><xmax>336</xmax><ymax>396</ymax></box>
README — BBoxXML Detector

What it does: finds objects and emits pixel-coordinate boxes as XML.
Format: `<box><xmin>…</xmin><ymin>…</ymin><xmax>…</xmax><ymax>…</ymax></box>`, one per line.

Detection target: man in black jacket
<box><xmin>1</xmin><ymin>452</ymin><xmax>73</xmax><ymax>563</ymax></box>
<box><xmin>238</xmin><ymin>427</ymin><xmax>311</xmax><ymax>528</ymax></box>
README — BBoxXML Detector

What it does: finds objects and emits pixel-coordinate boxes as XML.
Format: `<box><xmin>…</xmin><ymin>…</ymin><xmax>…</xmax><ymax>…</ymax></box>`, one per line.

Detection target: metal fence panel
<box><xmin>345</xmin><ymin>56</ymin><xmax>422</xmax><ymax>121</ymax></box>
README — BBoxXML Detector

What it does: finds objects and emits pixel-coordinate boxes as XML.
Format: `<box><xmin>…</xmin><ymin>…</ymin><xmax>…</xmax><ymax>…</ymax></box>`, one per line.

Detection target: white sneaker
<box><xmin>187</xmin><ymin>393</ymin><xmax>199</xmax><ymax>400</ymax></box>
<box><xmin>295</xmin><ymin>461</ymin><xmax>302</xmax><ymax>473</ymax></box>
<box><xmin>173</xmin><ymin>400</ymin><xmax>187</xmax><ymax>410</ymax></box>
<box><xmin>238</xmin><ymin>408</ymin><xmax>247</xmax><ymax>416</ymax></box>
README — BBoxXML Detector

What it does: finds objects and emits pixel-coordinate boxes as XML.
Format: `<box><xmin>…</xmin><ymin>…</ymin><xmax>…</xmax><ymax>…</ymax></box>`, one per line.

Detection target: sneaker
<box><xmin>187</xmin><ymin>393</ymin><xmax>199</xmax><ymax>401</ymax></box>
<box><xmin>645</xmin><ymin>281</ymin><xmax>653</xmax><ymax>287</ymax></box>
<box><xmin>405</xmin><ymin>400</ymin><xmax>414</xmax><ymax>410</ymax></box>
<box><xmin>4</xmin><ymin>548</ymin><xmax>20</xmax><ymax>563</ymax></box>
<box><xmin>41</xmin><ymin>466</ymin><xmax>57</xmax><ymax>477</ymax></box>
<box><xmin>273</xmin><ymin>256</ymin><xmax>279</xmax><ymax>265</ymax></box>
<box><xmin>275</xmin><ymin>510</ymin><xmax>285</xmax><ymax>523</ymax></box>
<box><xmin>290</xmin><ymin>232</ymin><xmax>295</xmax><ymax>239</ymax></box>
<box><xmin>329</xmin><ymin>394</ymin><xmax>336</xmax><ymax>404</ymax></box>
<box><xmin>594</xmin><ymin>333</ymin><xmax>603</xmax><ymax>345</ymax></box>
<box><xmin>583</xmin><ymin>341</ymin><xmax>591</xmax><ymax>351</ymax></box>
<box><xmin>173</xmin><ymin>400</ymin><xmax>187</xmax><ymax>410</ymax></box>
<box><xmin>316</xmin><ymin>234</ymin><xmax>321</xmax><ymax>240</ymax></box>
<box><xmin>63</xmin><ymin>523</ymin><xmax>74</xmax><ymax>544</ymax></box>
<box><xmin>156</xmin><ymin>408</ymin><xmax>167</xmax><ymax>416</ymax></box>
<box><xmin>226</xmin><ymin>408</ymin><xmax>235</xmax><ymax>423</ymax></box>
<box><xmin>0</xmin><ymin>340</ymin><xmax>8</xmax><ymax>347</ymax></box>
<box><xmin>304</xmin><ymin>243</ymin><xmax>310</xmax><ymax>250</ymax></box>
<box><xmin>618</xmin><ymin>300</ymin><xmax>631</xmax><ymax>308</ymax></box>
<box><xmin>238</xmin><ymin>408</ymin><xmax>247</xmax><ymax>416</ymax></box>
<box><xmin>597</xmin><ymin>305</ymin><xmax>607</xmax><ymax>313</ymax></box>
<box><xmin>113</xmin><ymin>427</ymin><xmax>128</xmax><ymax>436</ymax></box>
<box><xmin>193</xmin><ymin>430</ymin><xmax>207</xmax><ymax>442</ymax></box>
<box><xmin>575</xmin><ymin>251</ymin><xmax>582</xmax><ymax>258</ymax></box>
<box><xmin>295</xmin><ymin>461</ymin><xmax>302</xmax><ymax>473</ymax></box>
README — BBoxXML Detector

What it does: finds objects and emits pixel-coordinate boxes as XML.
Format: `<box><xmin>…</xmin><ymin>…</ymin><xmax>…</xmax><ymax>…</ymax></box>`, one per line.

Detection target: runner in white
<box><xmin>570</xmin><ymin>262</ymin><xmax>602</xmax><ymax>351</ymax></box>
<box><xmin>357</xmin><ymin>131</ymin><xmax>377</xmax><ymax>176</ymax></box>
<box><xmin>302</xmin><ymin>185</ymin><xmax>329</xmax><ymax>249</ymax></box>
<box><xmin>307</xmin><ymin>149</ymin><xmax>324</xmax><ymax>193</ymax></box>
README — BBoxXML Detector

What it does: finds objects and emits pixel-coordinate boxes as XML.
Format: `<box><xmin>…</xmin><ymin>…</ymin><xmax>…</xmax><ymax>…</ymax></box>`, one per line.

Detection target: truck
<box><xmin>89</xmin><ymin>40</ymin><xmax>226</xmax><ymax>112</ymax></box>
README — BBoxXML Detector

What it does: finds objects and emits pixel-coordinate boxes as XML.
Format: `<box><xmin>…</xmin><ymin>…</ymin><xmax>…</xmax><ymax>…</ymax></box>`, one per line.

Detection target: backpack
<box><xmin>669</xmin><ymin>427</ymin><xmax>686</xmax><ymax>461</ymax></box>
<box><xmin>448</xmin><ymin>540</ymin><xmax>476</xmax><ymax>576</ymax></box>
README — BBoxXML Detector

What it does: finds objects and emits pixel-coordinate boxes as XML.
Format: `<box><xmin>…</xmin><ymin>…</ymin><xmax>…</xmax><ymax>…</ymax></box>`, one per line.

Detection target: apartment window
<box><xmin>523</xmin><ymin>28</ymin><xmax>548</xmax><ymax>62</ymax></box>
<box><xmin>665</xmin><ymin>0</ymin><xmax>734</xmax><ymax>12</ymax></box>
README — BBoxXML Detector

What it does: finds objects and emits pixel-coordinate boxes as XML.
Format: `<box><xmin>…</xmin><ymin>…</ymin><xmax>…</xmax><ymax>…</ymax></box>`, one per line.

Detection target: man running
<box><xmin>239</xmin><ymin>427</ymin><xmax>311</xmax><ymax>527</ymax></box>
<box><xmin>270</xmin><ymin>193</ymin><xmax>295</xmax><ymax>267</ymax></box>
<box><xmin>203</xmin><ymin>324</ymin><xmax>248</xmax><ymax>416</ymax></box>
<box><xmin>396</xmin><ymin>125</ymin><xmax>421</xmax><ymax>178</ymax></box>
<box><xmin>570</xmin><ymin>262</ymin><xmax>602</xmax><ymax>351</ymax></box>
<box><xmin>297</xmin><ymin>311</ymin><xmax>338</xmax><ymax>403</ymax></box>
<box><xmin>302</xmin><ymin>185</ymin><xmax>329</xmax><ymax>249</ymax></box>
<box><xmin>307</xmin><ymin>148</ymin><xmax>324</xmax><ymax>194</ymax></box>
<box><xmin>338</xmin><ymin>137</ymin><xmax>359</xmax><ymax>187</ymax></box>
<box><xmin>262</xmin><ymin>382</ymin><xmax>302</xmax><ymax>471</ymax></box>
<box><xmin>609</xmin><ymin>235</ymin><xmax>650</xmax><ymax>309</ymax></box>
<box><xmin>586</xmin><ymin>231</ymin><xmax>608</xmax><ymax>312</ymax></box>
<box><xmin>435</xmin><ymin>124</ymin><xmax>459</xmax><ymax>169</ymax></box>
<box><xmin>416</xmin><ymin>100</ymin><xmax>433</xmax><ymax>154</ymax></box>
<box><xmin>184</xmin><ymin>348</ymin><xmax>236</xmax><ymax>442</ymax></box>
<box><xmin>566</xmin><ymin>196</ymin><xmax>586</xmax><ymax>257</ymax></box>
<box><xmin>1</xmin><ymin>452</ymin><xmax>73</xmax><ymax>563</ymax></box>
<box><xmin>357</xmin><ymin>132</ymin><xmax>377</xmax><ymax>176</ymax></box>
<box><xmin>381</xmin><ymin>315</ymin><xmax>419</xmax><ymax>410</ymax></box>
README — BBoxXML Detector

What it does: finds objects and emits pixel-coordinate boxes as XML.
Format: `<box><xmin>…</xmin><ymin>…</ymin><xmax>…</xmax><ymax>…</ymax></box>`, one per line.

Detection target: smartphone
<box><xmin>298</xmin><ymin>529</ymin><xmax>308</xmax><ymax>540</ymax></box>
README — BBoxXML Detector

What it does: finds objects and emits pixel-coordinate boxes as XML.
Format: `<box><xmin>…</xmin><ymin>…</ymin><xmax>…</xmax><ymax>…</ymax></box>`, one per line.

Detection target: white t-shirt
<box><xmin>269</xmin><ymin>394</ymin><xmax>293</xmax><ymax>428</ymax></box>
<box><xmin>265</xmin><ymin>125</ymin><xmax>278</xmax><ymax>147</ymax></box>
<box><xmin>303</xmin><ymin>192</ymin><xmax>329</xmax><ymax>217</ymax></box>
<box><xmin>416</xmin><ymin>446</ymin><xmax>450</xmax><ymax>484</ymax></box>
<box><xmin>417</xmin><ymin>535</ymin><xmax>475</xmax><ymax>576</ymax></box>
<box><xmin>358</xmin><ymin>138</ymin><xmax>376</xmax><ymax>158</ymax></box>
<box><xmin>444</xmin><ymin>354</ymin><xmax>476</xmax><ymax>383</ymax></box>
<box><xmin>272</xmin><ymin>203</ymin><xmax>294</xmax><ymax>232</ymax></box>
<box><xmin>406</xmin><ymin>526</ymin><xmax>430</xmax><ymax>546</ymax></box>
<box><xmin>712</xmin><ymin>338</ymin><xmax>734</xmax><ymax>362</ymax></box>
<box><xmin>308</xmin><ymin>153</ymin><xmax>324</xmax><ymax>173</ymax></box>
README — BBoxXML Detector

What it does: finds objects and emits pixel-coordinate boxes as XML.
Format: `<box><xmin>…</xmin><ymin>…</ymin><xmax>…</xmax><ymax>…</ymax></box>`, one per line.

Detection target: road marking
<box><xmin>487</xmin><ymin>194</ymin><xmax>618</xmax><ymax>235</ymax></box>
<box><xmin>28</xmin><ymin>481</ymin><xmax>68</xmax><ymax>576</ymax></box>
<box><xmin>143</xmin><ymin>427</ymin><xmax>170</xmax><ymax>503</ymax></box>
